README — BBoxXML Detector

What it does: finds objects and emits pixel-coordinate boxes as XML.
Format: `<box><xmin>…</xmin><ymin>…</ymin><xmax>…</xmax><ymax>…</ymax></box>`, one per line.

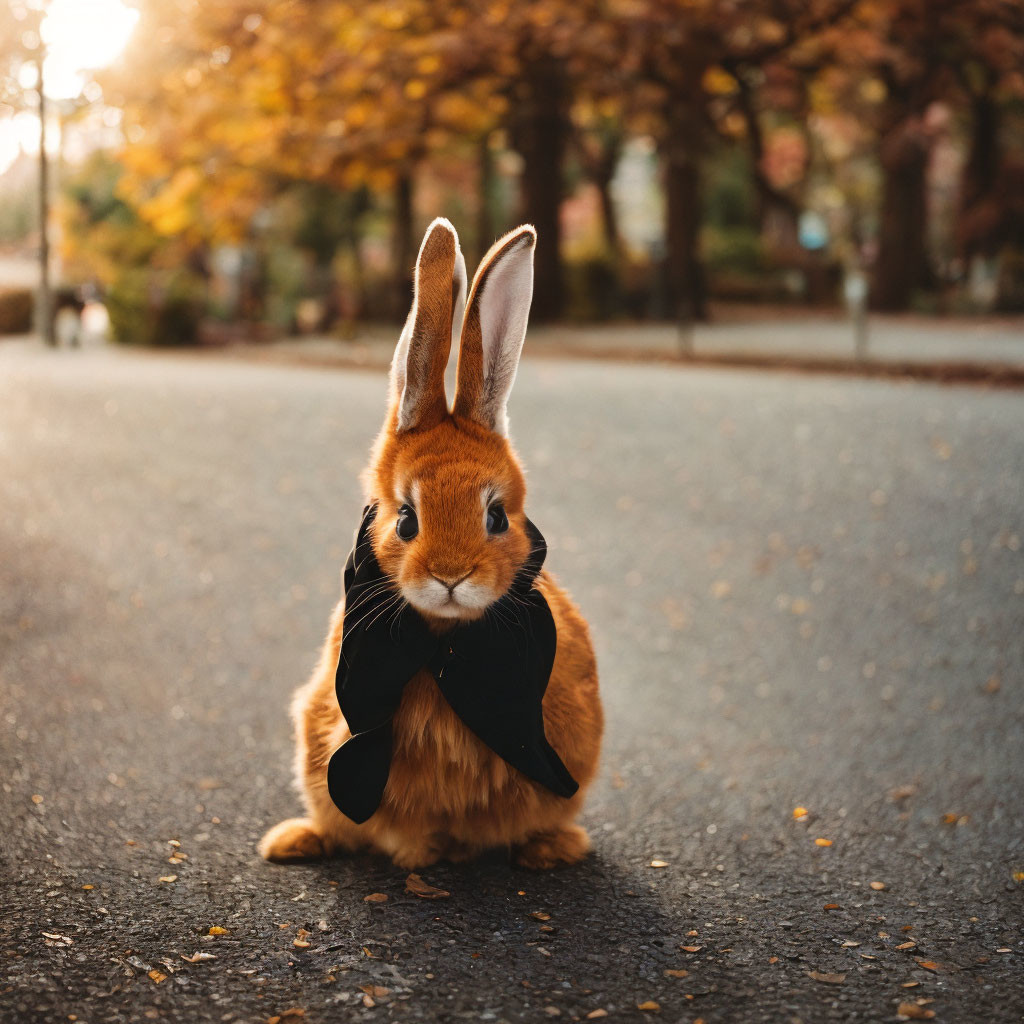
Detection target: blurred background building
<box><xmin>1</xmin><ymin>0</ymin><xmax>1023</xmax><ymax>346</ymax></box>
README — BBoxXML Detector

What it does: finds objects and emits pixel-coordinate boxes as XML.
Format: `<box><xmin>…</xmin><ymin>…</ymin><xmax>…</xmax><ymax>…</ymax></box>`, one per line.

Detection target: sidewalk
<box><xmin>223</xmin><ymin>312</ymin><xmax>1024</xmax><ymax>384</ymax></box>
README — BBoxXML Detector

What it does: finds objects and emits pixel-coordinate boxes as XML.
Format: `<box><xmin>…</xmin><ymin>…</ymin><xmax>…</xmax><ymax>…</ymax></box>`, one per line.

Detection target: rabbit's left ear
<box><xmin>390</xmin><ymin>218</ymin><xmax>468</xmax><ymax>432</ymax></box>
<box><xmin>452</xmin><ymin>225</ymin><xmax>535</xmax><ymax>436</ymax></box>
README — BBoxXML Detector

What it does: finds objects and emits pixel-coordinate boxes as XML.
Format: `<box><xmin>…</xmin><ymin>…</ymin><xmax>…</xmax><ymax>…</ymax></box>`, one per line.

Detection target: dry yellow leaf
<box><xmin>159</xmin><ymin>875</ymin><xmax>177</xmax><ymax>883</ymax></box>
<box><xmin>814</xmin><ymin>838</ymin><xmax>833</xmax><ymax>847</ymax></box>
<box><xmin>649</xmin><ymin>860</ymin><xmax>668</xmax><ymax>868</ymax></box>
<box><xmin>147</xmin><ymin>970</ymin><xmax>167</xmax><ymax>984</ymax></box>
<box><xmin>823</xmin><ymin>903</ymin><xmax>840</xmax><ymax>910</ymax></box>
<box><xmin>664</xmin><ymin>969</ymin><xmax>689</xmax><ymax>978</ymax></box>
<box><xmin>637</xmin><ymin>1001</ymin><xmax>661</xmax><ymax>1012</ymax></box>
<box><xmin>807</xmin><ymin>970</ymin><xmax>846</xmax><ymax>984</ymax></box>
<box><xmin>405</xmin><ymin>873</ymin><xmax>449</xmax><ymax>899</ymax></box>
<box><xmin>1012</xmin><ymin>871</ymin><xmax>1024</xmax><ymax>883</ymax></box>
<box><xmin>293</xmin><ymin>938</ymin><xmax>310</xmax><ymax>949</ymax></box>
<box><xmin>530</xmin><ymin>911</ymin><xmax>551</xmax><ymax>921</ymax></box>
<box><xmin>793</xmin><ymin>806</ymin><xmax>809</xmax><ymax>819</ymax></box>
<box><xmin>208</xmin><ymin>926</ymin><xmax>228</xmax><ymax>935</ymax></box>
<box><xmin>897</xmin><ymin>1004</ymin><xmax>935</xmax><ymax>1020</ymax></box>
<box><xmin>82</xmin><ymin>884</ymin><xmax>94</xmax><ymax>891</ymax></box>
<box><xmin>768</xmin><ymin>956</ymin><xmax>779</xmax><ymax>964</ymax></box>
<box><xmin>870</xmin><ymin>881</ymin><xmax>886</xmax><ymax>891</ymax></box>
<box><xmin>585</xmin><ymin>1012</ymin><xmax>608</xmax><ymax>1020</ymax></box>
<box><xmin>680</xmin><ymin>945</ymin><xmax>703</xmax><ymax>953</ymax></box>
<box><xmin>363</xmin><ymin>892</ymin><xmax>388</xmax><ymax>903</ymax></box>
<box><xmin>896</xmin><ymin>941</ymin><xmax>916</xmax><ymax>950</ymax></box>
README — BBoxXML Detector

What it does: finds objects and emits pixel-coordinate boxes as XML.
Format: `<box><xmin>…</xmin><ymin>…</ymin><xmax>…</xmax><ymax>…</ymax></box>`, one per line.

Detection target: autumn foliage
<box><xmin>69</xmin><ymin>0</ymin><xmax>1024</xmax><ymax>330</ymax></box>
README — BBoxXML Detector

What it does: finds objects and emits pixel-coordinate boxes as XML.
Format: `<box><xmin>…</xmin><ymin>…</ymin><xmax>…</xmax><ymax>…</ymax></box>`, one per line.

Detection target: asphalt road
<box><xmin>1</xmin><ymin>341</ymin><xmax>1022</xmax><ymax>1024</ymax></box>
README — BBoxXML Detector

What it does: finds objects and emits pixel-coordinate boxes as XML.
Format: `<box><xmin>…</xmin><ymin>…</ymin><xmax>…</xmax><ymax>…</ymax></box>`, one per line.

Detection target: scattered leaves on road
<box><xmin>158</xmin><ymin>875</ymin><xmax>177</xmax><ymax>884</ymax></box>
<box><xmin>814</xmin><ymin>838</ymin><xmax>833</xmax><ymax>847</ymax></box>
<box><xmin>649</xmin><ymin>860</ymin><xmax>668</xmax><ymax>868</ymax></box>
<box><xmin>823</xmin><ymin>903</ymin><xmax>840</xmax><ymax>911</ymax></box>
<box><xmin>41</xmin><ymin>932</ymin><xmax>73</xmax><ymax>947</ymax></box>
<box><xmin>793</xmin><ymin>806</ymin><xmax>809</xmax><ymax>820</ymax></box>
<box><xmin>807</xmin><ymin>971</ymin><xmax>846</xmax><ymax>984</ymax></box>
<box><xmin>636</xmin><ymin>1000</ymin><xmax>661</xmax><ymax>1012</ymax></box>
<box><xmin>405</xmin><ymin>874</ymin><xmax>449</xmax><ymax>899</ymax></box>
<box><xmin>664</xmin><ymin>969</ymin><xmax>689</xmax><ymax>978</ymax></box>
<box><xmin>680</xmin><ymin>945</ymin><xmax>703</xmax><ymax>953</ymax></box>
<box><xmin>585</xmin><ymin>1011</ymin><xmax>608</xmax><ymax>1019</ymax></box>
<box><xmin>530</xmin><ymin>911</ymin><xmax>551</xmax><ymax>921</ymax></box>
<box><xmin>181</xmin><ymin>951</ymin><xmax>217</xmax><ymax>963</ymax></box>
<box><xmin>363</xmin><ymin>892</ymin><xmax>388</xmax><ymax>903</ymax></box>
<box><xmin>147</xmin><ymin>969</ymin><xmax>167</xmax><ymax>984</ymax></box>
<box><xmin>869</xmin><ymin>881</ymin><xmax>886</xmax><ymax>891</ymax></box>
<box><xmin>207</xmin><ymin>926</ymin><xmax>228</xmax><ymax>936</ymax></box>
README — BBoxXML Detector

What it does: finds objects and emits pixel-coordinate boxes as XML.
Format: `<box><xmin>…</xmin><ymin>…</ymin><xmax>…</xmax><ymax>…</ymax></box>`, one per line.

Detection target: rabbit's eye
<box><xmin>486</xmin><ymin>503</ymin><xmax>509</xmax><ymax>535</ymax></box>
<box><xmin>396</xmin><ymin>504</ymin><xmax>418</xmax><ymax>541</ymax></box>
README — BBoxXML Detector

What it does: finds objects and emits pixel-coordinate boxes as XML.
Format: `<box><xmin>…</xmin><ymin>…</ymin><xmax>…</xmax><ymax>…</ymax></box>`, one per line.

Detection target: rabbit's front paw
<box><xmin>259</xmin><ymin>817</ymin><xmax>326</xmax><ymax>862</ymax></box>
<box><xmin>513</xmin><ymin>824</ymin><xmax>590</xmax><ymax>869</ymax></box>
<box><xmin>389</xmin><ymin>833</ymin><xmax>445</xmax><ymax>870</ymax></box>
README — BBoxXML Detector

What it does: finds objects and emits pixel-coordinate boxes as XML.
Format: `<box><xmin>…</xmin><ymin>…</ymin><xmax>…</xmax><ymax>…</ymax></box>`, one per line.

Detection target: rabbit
<box><xmin>259</xmin><ymin>218</ymin><xmax>603</xmax><ymax>870</ymax></box>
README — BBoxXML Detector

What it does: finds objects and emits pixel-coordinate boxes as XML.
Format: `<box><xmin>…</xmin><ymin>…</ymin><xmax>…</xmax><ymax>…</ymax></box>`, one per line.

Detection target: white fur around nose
<box><xmin>476</xmin><ymin>237</ymin><xmax>534</xmax><ymax>436</ymax></box>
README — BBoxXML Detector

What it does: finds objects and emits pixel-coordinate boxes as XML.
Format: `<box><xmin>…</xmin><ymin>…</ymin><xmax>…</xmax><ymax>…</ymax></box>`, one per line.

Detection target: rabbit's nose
<box><xmin>429</xmin><ymin>568</ymin><xmax>474</xmax><ymax>594</ymax></box>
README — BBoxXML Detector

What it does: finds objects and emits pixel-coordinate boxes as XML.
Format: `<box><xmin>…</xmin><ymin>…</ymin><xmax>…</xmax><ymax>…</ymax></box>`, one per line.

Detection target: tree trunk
<box><xmin>870</xmin><ymin>117</ymin><xmax>932</xmax><ymax>311</ymax></box>
<box><xmin>514</xmin><ymin>57</ymin><xmax>568</xmax><ymax>321</ymax></box>
<box><xmin>476</xmin><ymin>134</ymin><xmax>496</xmax><ymax>263</ymax></box>
<box><xmin>957</xmin><ymin>91</ymin><xmax>1000</xmax><ymax>260</ymax></box>
<box><xmin>391</xmin><ymin>170</ymin><xmax>414</xmax><ymax>321</ymax></box>
<box><xmin>663</xmin><ymin>93</ymin><xmax>707</xmax><ymax>322</ymax></box>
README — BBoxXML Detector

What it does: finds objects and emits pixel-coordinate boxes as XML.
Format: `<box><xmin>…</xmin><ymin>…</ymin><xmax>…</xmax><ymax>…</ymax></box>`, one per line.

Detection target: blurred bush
<box><xmin>0</xmin><ymin>287</ymin><xmax>34</xmax><ymax>334</ymax></box>
<box><xmin>106</xmin><ymin>269</ymin><xmax>205</xmax><ymax>346</ymax></box>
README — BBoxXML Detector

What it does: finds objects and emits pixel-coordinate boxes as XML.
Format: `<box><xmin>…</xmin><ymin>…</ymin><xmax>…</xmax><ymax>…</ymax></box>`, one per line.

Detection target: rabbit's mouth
<box><xmin>403</xmin><ymin>574</ymin><xmax>493</xmax><ymax>620</ymax></box>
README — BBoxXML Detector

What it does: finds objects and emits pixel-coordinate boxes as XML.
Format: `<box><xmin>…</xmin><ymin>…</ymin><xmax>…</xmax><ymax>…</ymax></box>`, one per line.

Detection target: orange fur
<box><xmin>260</xmin><ymin>221</ymin><xmax>603</xmax><ymax>869</ymax></box>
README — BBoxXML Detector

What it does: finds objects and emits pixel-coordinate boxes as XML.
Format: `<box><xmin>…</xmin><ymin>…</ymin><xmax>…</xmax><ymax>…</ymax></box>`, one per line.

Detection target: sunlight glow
<box><xmin>41</xmin><ymin>0</ymin><xmax>140</xmax><ymax>100</ymax></box>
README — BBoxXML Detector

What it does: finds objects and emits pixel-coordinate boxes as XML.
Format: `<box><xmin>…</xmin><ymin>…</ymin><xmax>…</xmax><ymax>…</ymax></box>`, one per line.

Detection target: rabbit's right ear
<box><xmin>453</xmin><ymin>225</ymin><xmax>535</xmax><ymax>436</ymax></box>
<box><xmin>389</xmin><ymin>218</ymin><xmax>467</xmax><ymax>432</ymax></box>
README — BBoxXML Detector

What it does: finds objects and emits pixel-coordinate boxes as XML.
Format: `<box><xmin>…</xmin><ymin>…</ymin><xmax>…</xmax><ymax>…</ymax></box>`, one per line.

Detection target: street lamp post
<box><xmin>37</xmin><ymin>45</ymin><xmax>56</xmax><ymax>347</ymax></box>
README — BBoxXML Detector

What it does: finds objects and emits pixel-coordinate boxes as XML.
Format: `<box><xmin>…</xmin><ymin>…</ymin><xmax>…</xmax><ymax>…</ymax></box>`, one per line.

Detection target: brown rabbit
<box><xmin>259</xmin><ymin>218</ymin><xmax>603</xmax><ymax>870</ymax></box>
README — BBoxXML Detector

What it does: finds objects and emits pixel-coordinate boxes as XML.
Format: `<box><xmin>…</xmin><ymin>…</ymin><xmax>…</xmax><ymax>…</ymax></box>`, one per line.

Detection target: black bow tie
<box><xmin>326</xmin><ymin>504</ymin><xmax>578</xmax><ymax>824</ymax></box>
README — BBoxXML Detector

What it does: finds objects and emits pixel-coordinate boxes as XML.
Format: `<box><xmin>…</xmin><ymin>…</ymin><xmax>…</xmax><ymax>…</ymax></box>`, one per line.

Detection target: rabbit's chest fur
<box><xmin>382</xmin><ymin>672</ymin><xmax>525</xmax><ymax>818</ymax></box>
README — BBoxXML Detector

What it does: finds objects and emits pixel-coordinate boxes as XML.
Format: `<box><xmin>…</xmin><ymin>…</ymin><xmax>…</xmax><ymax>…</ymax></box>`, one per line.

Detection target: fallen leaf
<box><xmin>405</xmin><ymin>873</ymin><xmax>449</xmax><ymax>899</ymax></box>
<box><xmin>181</xmin><ymin>951</ymin><xmax>217</xmax><ymax>963</ymax></box>
<box><xmin>530</xmin><ymin>911</ymin><xmax>552</xmax><ymax>921</ymax></box>
<box><xmin>823</xmin><ymin>903</ymin><xmax>840</xmax><ymax>911</ymax></box>
<box><xmin>585</xmin><ymin>1011</ymin><xmax>608</xmax><ymax>1020</ymax></box>
<box><xmin>159</xmin><ymin>875</ymin><xmax>177</xmax><ymax>884</ymax></box>
<box><xmin>168</xmin><ymin>839</ymin><xmax>181</xmax><ymax>848</ymax></box>
<box><xmin>361</xmin><ymin>994</ymin><xmax>375</xmax><ymax>1008</ymax></box>
<box><xmin>768</xmin><ymin>956</ymin><xmax>779</xmax><ymax>964</ymax></box>
<box><xmin>637</xmin><ymin>1000</ymin><xmax>661</xmax><ymax>1012</ymax></box>
<box><xmin>82</xmin><ymin>884</ymin><xmax>94</xmax><ymax>891</ymax></box>
<box><xmin>649</xmin><ymin>860</ymin><xmax>669</xmax><ymax>868</ymax></box>
<box><xmin>41</xmin><ymin>932</ymin><xmax>73</xmax><ymax>947</ymax></box>
<box><xmin>915</xmin><ymin>960</ymin><xmax>939</xmax><ymax>972</ymax></box>
<box><xmin>841</xmin><ymin>941</ymin><xmax>860</xmax><ymax>948</ymax></box>
<box><xmin>941</xmin><ymin>812</ymin><xmax>959</xmax><ymax>824</ymax></box>
<box><xmin>147</xmin><ymin>970</ymin><xmax>167</xmax><ymax>984</ymax></box>
<box><xmin>814</xmin><ymin>838</ymin><xmax>833</xmax><ymax>847</ymax></box>
<box><xmin>902</xmin><ymin>982</ymin><xmax>921</xmax><ymax>988</ymax></box>
<box><xmin>664</xmin><ymin>969</ymin><xmax>689</xmax><ymax>978</ymax></box>
<box><xmin>896</xmin><ymin>1003</ymin><xmax>935</xmax><ymax>1019</ymax></box>
<box><xmin>208</xmin><ymin>926</ymin><xmax>228</xmax><ymax>936</ymax></box>
<box><xmin>807</xmin><ymin>971</ymin><xmax>846</xmax><ymax>984</ymax></box>
<box><xmin>888</xmin><ymin>784</ymin><xmax>917</xmax><ymax>802</ymax></box>
<box><xmin>870</xmin><ymin>881</ymin><xmax>886</xmax><ymax>891</ymax></box>
<box><xmin>31</xmin><ymin>794</ymin><xmax>43</xmax><ymax>804</ymax></box>
<box><xmin>1012</xmin><ymin>872</ymin><xmax>1024</xmax><ymax>883</ymax></box>
<box><xmin>982</xmin><ymin>675</ymin><xmax>1001</xmax><ymax>694</ymax></box>
<box><xmin>897</xmin><ymin>942</ymin><xmax>917</xmax><ymax>950</ymax></box>
<box><xmin>363</xmin><ymin>893</ymin><xmax>388</xmax><ymax>903</ymax></box>
<box><xmin>293</xmin><ymin>939</ymin><xmax>310</xmax><ymax>949</ymax></box>
<box><xmin>680</xmin><ymin>946</ymin><xmax>703</xmax><ymax>953</ymax></box>
<box><xmin>686</xmin><ymin>930</ymin><xmax>699</xmax><ymax>937</ymax></box>
<box><xmin>996</xmin><ymin>947</ymin><xmax>1012</xmax><ymax>953</ymax></box>
<box><xmin>360</xmin><ymin>985</ymin><xmax>389</xmax><ymax>998</ymax></box>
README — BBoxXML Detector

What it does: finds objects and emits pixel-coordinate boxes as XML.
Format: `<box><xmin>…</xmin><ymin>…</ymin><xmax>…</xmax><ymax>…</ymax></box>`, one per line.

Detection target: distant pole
<box><xmin>844</xmin><ymin>268</ymin><xmax>868</xmax><ymax>363</ymax></box>
<box><xmin>37</xmin><ymin>48</ymin><xmax>55</xmax><ymax>347</ymax></box>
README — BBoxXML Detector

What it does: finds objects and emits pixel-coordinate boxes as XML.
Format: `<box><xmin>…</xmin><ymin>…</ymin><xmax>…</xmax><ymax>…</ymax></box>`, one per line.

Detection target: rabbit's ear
<box><xmin>452</xmin><ymin>224</ymin><xmax>535</xmax><ymax>436</ymax></box>
<box><xmin>390</xmin><ymin>218</ymin><xmax>467</xmax><ymax>432</ymax></box>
